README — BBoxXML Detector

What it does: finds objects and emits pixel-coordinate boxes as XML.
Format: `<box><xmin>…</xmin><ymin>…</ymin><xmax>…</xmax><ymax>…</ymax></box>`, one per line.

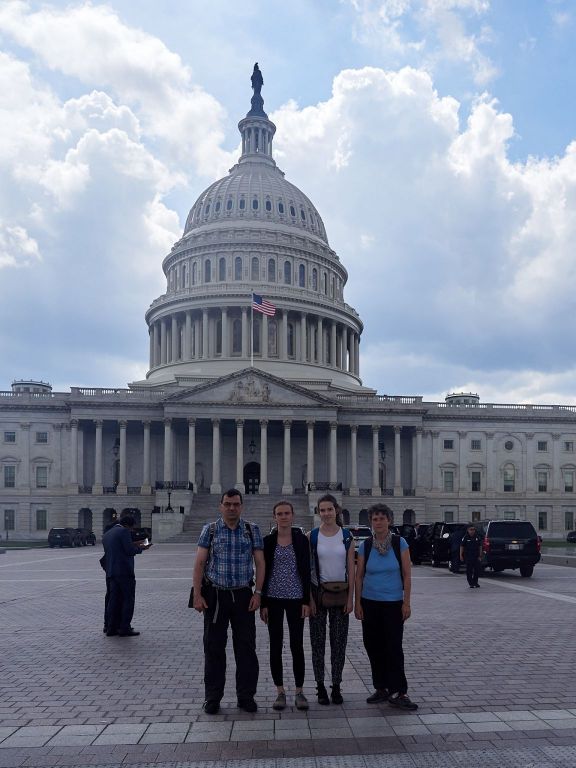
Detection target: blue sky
<box><xmin>1</xmin><ymin>0</ymin><xmax>576</xmax><ymax>403</ymax></box>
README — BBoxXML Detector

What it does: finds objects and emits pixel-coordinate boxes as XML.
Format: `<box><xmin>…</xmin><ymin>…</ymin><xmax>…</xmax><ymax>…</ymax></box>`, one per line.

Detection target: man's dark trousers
<box><xmin>108</xmin><ymin>576</ymin><xmax>136</xmax><ymax>633</ymax></box>
<box><xmin>466</xmin><ymin>559</ymin><xmax>480</xmax><ymax>586</ymax></box>
<box><xmin>203</xmin><ymin>585</ymin><xmax>258</xmax><ymax>702</ymax></box>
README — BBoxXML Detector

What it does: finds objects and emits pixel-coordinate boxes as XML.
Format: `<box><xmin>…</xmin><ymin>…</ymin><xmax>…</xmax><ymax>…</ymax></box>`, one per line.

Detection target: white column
<box><xmin>371</xmin><ymin>426</ymin><xmax>380</xmax><ymax>496</ymax></box>
<box><xmin>485</xmin><ymin>432</ymin><xmax>494</xmax><ymax>493</ymax></box>
<box><xmin>394</xmin><ymin>425</ymin><xmax>402</xmax><ymax>495</ymax></box>
<box><xmin>235</xmin><ymin>419</ymin><xmax>245</xmax><ymax>493</ymax></box>
<box><xmin>222</xmin><ymin>308</ymin><xmax>228</xmax><ymax>357</ymax></box>
<box><xmin>282</xmin><ymin>420</ymin><xmax>293</xmax><ymax>494</ymax></box>
<box><xmin>355</xmin><ymin>333</ymin><xmax>360</xmax><ymax>375</ymax></box>
<box><xmin>241</xmin><ymin>307</ymin><xmax>248</xmax><ymax>358</ymax></box>
<box><xmin>149</xmin><ymin>327</ymin><xmax>154</xmax><ymax>369</ymax></box>
<box><xmin>317</xmin><ymin>318</ymin><xmax>323</xmax><ymax>364</ymax></box>
<box><xmin>331</xmin><ymin>323</ymin><xmax>337</xmax><ymax>367</ymax></box>
<box><xmin>202</xmin><ymin>309</ymin><xmax>209</xmax><ymax>359</ymax></box>
<box><xmin>185</xmin><ymin>312</ymin><xmax>192</xmax><ymax>360</ymax></box>
<box><xmin>458</xmin><ymin>431</ymin><xmax>467</xmax><ymax>492</ymax></box>
<box><xmin>259</xmin><ymin>419</ymin><xmax>269</xmax><ymax>494</ymax></box>
<box><xmin>329</xmin><ymin>422</ymin><xmax>338</xmax><ymax>485</ymax></box>
<box><xmin>163</xmin><ymin>418</ymin><xmax>172</xmax><ymax>483</ymax></box>
<box><xmin>94</xmin><ymin>420</ymin><xmax>103</xmax><ymax>492</ymax></box>
<box><xmin>210</xmin><ymin>419</ymin><xmax>222</xmax><ymax>494</ymax></box>
<box><xmin>117</xmin><ymin>420</ymin><xmax>127</xmax><ymax>492</ymax></box>
<box><xmin>415</xmin><ymin>427</ymin><xmax>423</xmax><ymax>492</ymax></box>
<box><xmin>350</xmin><ymin>425</ymin><xmax>359</xmax><ymax>495</ymax></box>
<box><xmin>70</xmin><ymin>419</ymin><xmax>78</xmax><ymax>487</ymax></box>
<box><xmin>552</xmin><ymin>433</ymin><xmax>561</xmax><ymax>492</ymax></box>
<box><xmin>142</xmin><ymin>420</ymin><xmax>151</xmax><ymax>493</ymax></box>
<box><xmin>525</xmin><ymin>433</ymin><xmax>534</xmax><ymax>493</ymax></box>
<box><xmin>306</xmin><ymin>420</ymin><xmax>315</xmax><ymax>489</ymax></box>
<box><xmin>160</xmin><ymin>320</ymin><xmax>167</xmax><ymax>364</ymax></box>
<box><xmin>19</xmin><ymin>422</ymin><xmax>30</xmax><ymax>488</ymax></box>
<box><xmin>188</xmin><ymin>419</ymin><xmax>196</xmax><ymax>491</ymax></box>
<box><xmin>171</xmin><ymin>316</ymin><xmax>178</xmax><ymax>362</ymax></box>
<box><xmin>194</xmin><ymin>316</ymin><xmax>201</xmax><ymax>358</ymax></box>
<box><xmin>300</xmin><ymin>313</ymin><xmax>307</xmax><ymax>362</ymax></box>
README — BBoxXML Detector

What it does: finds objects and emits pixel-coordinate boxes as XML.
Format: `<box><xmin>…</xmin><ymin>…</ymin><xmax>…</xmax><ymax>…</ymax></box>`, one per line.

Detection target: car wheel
<box><xmin>520</xmin><ymin>565</ymin><xmax>534</xmax><ymax>578</ymax></box>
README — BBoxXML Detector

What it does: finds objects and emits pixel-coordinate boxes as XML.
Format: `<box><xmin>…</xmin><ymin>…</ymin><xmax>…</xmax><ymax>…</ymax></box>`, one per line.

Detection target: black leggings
<box><xmin>266</xmin><ymin>598</ymin><xmax>305</xmax><ymax>688</ymax></box>
<box><xmin>361</xmin><ymin>598</ymin><xmax>408</xmax><ymax>695</ymax></box>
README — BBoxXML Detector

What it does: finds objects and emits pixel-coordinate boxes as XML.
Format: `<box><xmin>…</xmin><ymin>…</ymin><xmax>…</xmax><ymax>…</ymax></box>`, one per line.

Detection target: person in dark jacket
<box><xmin>260</xmin><ymin>501</ymin><xmax>311</xmax><ymax>711</ymax></box>
<box><xmin>102</xmin><ymin>515</ymin><xmax>150</xmax><ymax>636</ymax></box>
<box><xmin>460</xmin><ymin>524</ymin><xmax>482</xmax><ymax>588</ymax></box>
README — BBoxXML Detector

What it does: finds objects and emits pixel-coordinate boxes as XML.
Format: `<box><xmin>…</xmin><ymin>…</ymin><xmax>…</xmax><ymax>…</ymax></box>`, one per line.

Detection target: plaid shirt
<box><xmin>198</xmin><ymin>517</ymin><xmax>263</xmax><ymax>588</ymax></box>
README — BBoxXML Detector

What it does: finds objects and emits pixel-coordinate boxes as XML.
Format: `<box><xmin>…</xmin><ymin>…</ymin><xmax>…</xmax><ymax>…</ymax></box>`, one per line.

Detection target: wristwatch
<box><xmin>254</xmin><ymin>589</ymin><xmax>262</xmax><ymax>595</ymax></box>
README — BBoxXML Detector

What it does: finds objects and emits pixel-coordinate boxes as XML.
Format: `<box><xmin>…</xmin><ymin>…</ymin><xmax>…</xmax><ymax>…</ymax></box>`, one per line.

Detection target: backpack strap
<box><xmin>310</xmin><ymin>527</ymin><xmax>321</xmax><ymax>584</ymax></box>
<box><xmin>244</xmin><ymin>521</ymin><xmax>254</xmax><ymax>546</ymax></box>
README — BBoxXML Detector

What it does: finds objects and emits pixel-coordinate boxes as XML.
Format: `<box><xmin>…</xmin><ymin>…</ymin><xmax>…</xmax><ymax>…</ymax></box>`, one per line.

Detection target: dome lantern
<box><xmin>238</xmin><ymin>63</ymin><xmax>276</xmax><ymax>167</ymax></box>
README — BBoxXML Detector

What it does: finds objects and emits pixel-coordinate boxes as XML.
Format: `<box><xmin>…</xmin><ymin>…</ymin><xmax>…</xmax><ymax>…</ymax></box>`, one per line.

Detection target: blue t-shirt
<box><xmin>359</xmin><ymin>537</ymin><xmax>408</xmax><ymax>602</ymax></box>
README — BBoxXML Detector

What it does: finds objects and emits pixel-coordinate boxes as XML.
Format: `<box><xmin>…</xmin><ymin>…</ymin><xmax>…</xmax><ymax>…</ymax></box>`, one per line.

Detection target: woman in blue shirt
<box><xmin>354</xmin><ymin>503</ymin><xmax>417</xmax><ymax>711</ymax></box>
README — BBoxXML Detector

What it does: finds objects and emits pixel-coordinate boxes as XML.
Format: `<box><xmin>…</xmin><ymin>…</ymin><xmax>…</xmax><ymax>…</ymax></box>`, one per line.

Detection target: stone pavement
<box><xmin>2</xmin><ymin>544</ymin><xmax>576</xmax><ymax>767</ymax></box>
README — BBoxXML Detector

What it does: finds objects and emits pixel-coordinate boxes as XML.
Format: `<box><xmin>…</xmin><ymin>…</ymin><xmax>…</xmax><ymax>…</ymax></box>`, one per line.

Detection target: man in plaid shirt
<box><xmin>192</xmin><ymin>489</ymin><xmax>264</xmax><ymax>715</ymax></box>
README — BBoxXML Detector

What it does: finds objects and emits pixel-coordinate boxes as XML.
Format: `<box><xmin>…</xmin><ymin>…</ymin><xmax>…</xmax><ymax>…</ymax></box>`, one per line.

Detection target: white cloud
<box><xmin>0</xmin><ymin>222</ymin><xmax>40</xmax><ymax>269</ymax></box>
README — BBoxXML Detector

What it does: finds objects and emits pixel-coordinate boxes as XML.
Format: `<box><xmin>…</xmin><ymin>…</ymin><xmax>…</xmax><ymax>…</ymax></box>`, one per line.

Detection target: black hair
<box><xmin>317</xmin><ymin>493</ymin><xmax>343</xmax><ymax>527</ymax></box>
<box><xmin>220</xmin><ymin>488</ymin><xmax>243</xmax><ymax>504</ymax></box>
<box><xmin>119</xmin><ymin>515</ymin><xmax>135</xmax><ymax>528</ymax></box>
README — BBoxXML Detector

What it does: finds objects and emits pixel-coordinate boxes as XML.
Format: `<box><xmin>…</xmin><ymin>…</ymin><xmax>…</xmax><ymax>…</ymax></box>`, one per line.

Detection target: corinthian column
<box><xmin>94</xmin><ymin>420</ymin><xmax>103</xmax><ymax>493</ymax></box>
<box><xmin>259</xmin><ymin>419</ymin><xmax>269</xmax><ymax>494</ymax></box>
<box><xmin>210</xmin><ymin>419</ymin><xmax>222</xmax><ymax>495</ymax></box>
<box><xmin>235</xmin><ymin>419</ymin><xmax>245</xmax><ymax>493</ymax></box>
<box><xmin>282</xmin><ymin>420</ymin><xmax>293</xmax><ymax>494</ymax></box>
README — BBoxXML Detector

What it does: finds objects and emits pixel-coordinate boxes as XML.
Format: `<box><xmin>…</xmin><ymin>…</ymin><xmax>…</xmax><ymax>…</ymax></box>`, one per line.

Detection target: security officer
<box><xmin>460</xmin><ymin>525</ymin><xmax>482</xmax><ymax>588</ymax></box>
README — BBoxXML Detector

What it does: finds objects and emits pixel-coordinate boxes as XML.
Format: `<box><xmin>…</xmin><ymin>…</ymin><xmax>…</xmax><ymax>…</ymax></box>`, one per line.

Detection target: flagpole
<box><xmin>250</xmin><ymin>292</ymin><xmax>254</xmax><ymax>369</ymax></box>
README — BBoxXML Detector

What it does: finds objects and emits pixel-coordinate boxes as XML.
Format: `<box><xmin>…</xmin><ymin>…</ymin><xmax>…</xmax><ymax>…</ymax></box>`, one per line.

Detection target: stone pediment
<box><xmin>164</xmin><ymin>369</ymin><xmax>334</xmax><ymax>408</ymax></box>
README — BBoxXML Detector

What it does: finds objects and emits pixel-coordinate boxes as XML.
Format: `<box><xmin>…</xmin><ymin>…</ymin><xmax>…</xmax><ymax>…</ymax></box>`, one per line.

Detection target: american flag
<box><xmin>252</xmin><ymin>293</ymin><xmax>276</xmax><ymax>316</ymax></box>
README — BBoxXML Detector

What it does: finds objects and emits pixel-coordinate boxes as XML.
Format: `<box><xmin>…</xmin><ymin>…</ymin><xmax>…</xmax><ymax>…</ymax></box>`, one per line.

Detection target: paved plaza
<box><xmin>2</xmin><ymin>542</ymin><xmax>576</xmax><ymax>767</ymax></box>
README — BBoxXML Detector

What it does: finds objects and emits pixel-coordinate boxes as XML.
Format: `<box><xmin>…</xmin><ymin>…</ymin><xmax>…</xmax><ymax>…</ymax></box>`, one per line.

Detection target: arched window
<box><xmin>278</xmin><ymin>201</ymin><xmax>285</xmax><ymax>214</ymax></box>
<box><xmin>252</xmin><ymin>198</ymin><xmax>259</xmax><ymax>211</ymax></box>
<box><xmin>503</xmin><ymin>465</ymin><xmax>516</xmax><ymax>493</ymax></box>
<box><xmin>289</xmin><ymin>204</ymin><xmax>296</xmax><ymax>218</ymax></box>
<box><xmin>215</xmin><ymin>319</ymin><xmax>222</xmax><ymax>355</ymax></box>
<box><xmin>268</xmin><ymin>258</ymin><xmax>276</xmax><ymax>283</ymax></box>
<box><xmin>204</xmin><ymin>259</ymin><xmax>211</xmax><ymax>283</ymax></box>
<box><xmin>192</xmin><ymin>262</ymin><xmax>197</xmax><ymax>285</ymax></box>
<box><xmin>204</xmin><ymin>202</ymin><xmax>210</xmax><ymax>216</ymax></box>
<box><xmin>239</xmin><ymin>198</ymin><xmax>246</xmax><ymax>211</ymax></box>
<box><xmin>312</xmin><ymin>268</ymin><xmax>318</xmax><ymax>291</ymax></box>
<box><xmin>181</xmin><ymin>264</ymin><xmax>187</xmax><ymax>287</ymax></box>
<box><xmin>331</xmin><ymin>276</ymin><xmax>335</xmax><ymax>297</ymax></box>
<box><xmin>287</xmin><ymin>323</ymin><xmax>295</xmax><ymax>357</ymax></box>
<box><xmin>226</xmin><ymin>198</ymin><xmax>233</xmax><ymax>211</ymax></box>
<box><xmin>234</xmin><ymin>256</ymin><xmax>242</xmax><ymax>281</ymax></box>
<box><xmin>284</xmin><ymin>260</ymin><xmax>292</xmax><ymax>285</ymax></box>
<box><xmin>215</xmin><ymin>200</ymin><xmax>221</xmax><ymax>213</ymax></box>
<box><xmin>268</xmin><ymin>320</ymin><xmax>278</xmax><ymax>356</ymax></box>
<box><xmin>232</xmin><ymin>319</ymin><xmax>242</xmax><ymax>355</ymax></box>
<box><xmin>218</xmin><ymin>257</ymin><xmax>226</xmax><ymax>282</ymax></box>
<box><xmin>265</xmin><ymin>199</ymin><xmax>272</xmax><ymax>212</ymax></box>
<box><xmin>251</xmin><ymin>256</ymin><xmax>259</xmax><ymax>282</ymax></box>
<box><xmin>298</xmin><ymin>264</ymin><xmax>306</xmax><ymax>287</ymax></box>
<box><xmin>300</xmin><ymin>208</ymin><xmax>306</xmax><ymax>221</ymax></box>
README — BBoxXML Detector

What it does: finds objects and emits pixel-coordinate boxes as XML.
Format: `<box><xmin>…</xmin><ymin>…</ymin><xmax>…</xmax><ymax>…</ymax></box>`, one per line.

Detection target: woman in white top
<box><xmin>308</xmin><ymin>494</ymin><xmax>355</xmax><ymax>705</ymax></box>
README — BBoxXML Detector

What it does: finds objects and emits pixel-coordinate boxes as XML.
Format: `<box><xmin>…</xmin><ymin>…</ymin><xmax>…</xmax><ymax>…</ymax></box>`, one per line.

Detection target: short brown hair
<box><xmin>368</xmin><ymin>503</ymin><xmax>393</xmax><ymax>523</ymax></box>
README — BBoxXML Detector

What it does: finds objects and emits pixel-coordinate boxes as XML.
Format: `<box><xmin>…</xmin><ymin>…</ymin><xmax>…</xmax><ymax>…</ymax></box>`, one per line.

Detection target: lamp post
<box><xmin>166</xmin><ymin>490</ymin><xmax>173</xmax><ymax>513</ymax></box>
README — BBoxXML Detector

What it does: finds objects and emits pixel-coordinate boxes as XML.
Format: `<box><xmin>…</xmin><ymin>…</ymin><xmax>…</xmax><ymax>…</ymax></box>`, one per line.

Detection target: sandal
<box><xmin>388</xmin><ymin>693</ymin><xmax>418</xmax><ymax>711</ymax></box>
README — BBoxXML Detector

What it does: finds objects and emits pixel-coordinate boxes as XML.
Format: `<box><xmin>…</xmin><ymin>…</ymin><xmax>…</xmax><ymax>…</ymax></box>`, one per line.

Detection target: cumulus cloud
<box><xmin>271</xmin><ymin>66</ymin><xmax>576</xmax><ymax>402</ymax></box>
<box><xmin>0</xmin><ymin>222</ymin><xmax>40</xmax><ymax>269</ymax></box>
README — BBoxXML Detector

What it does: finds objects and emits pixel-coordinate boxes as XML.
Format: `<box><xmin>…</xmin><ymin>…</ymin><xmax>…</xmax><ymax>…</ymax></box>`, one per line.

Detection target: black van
<box><xmin>480</xmin><ymin>520</ymin><xmax>541</xmax><ymax>577</ymax></box>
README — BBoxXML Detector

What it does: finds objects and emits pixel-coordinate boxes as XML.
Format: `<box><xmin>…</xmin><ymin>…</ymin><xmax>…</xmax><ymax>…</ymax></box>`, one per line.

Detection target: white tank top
<box><xmin>317</xmin><ymin>530</ymin><xmax>346</xmax><ymax>582</ymax></box>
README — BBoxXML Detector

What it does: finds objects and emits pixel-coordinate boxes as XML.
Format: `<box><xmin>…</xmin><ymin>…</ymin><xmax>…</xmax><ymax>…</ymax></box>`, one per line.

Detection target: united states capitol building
<box><xmin>2</xmin><ymin>67</ymin><xmax>576</xmax><ymax>541</ymax></box>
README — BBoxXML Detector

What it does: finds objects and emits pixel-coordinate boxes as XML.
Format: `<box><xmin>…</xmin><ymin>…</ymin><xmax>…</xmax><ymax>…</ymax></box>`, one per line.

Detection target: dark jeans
<box><xmin>361</xmin><ymin>599</ymin><xmax>408</xmax><ymax>695</ymax></box>
<box><xmin>203</xmin><ymin>585</ymin><xmax>258</xmax><ymax>702</ymax></box>
<box><xmin>466</xmin><ymin>559</ymin><xmax>481</xmax><ymax>586</ymax></box>
<box><xmin>107</xmin><ymin>575</ymin><xmax>136</xmax><ymax>632</ymax></box>
<box><xmin>266</xmin><ymin>598</ymin><xmax>305</xmax><ymax>688</ymax></box>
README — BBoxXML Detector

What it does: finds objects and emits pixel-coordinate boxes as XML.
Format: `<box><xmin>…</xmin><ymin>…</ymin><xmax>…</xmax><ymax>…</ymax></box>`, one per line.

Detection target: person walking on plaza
<box><xmin>260</xmin><ymin>501</ymin><xmax>311</xmax><ymax>711</ymax></box>
<box><xmin>460</xmin><ymin>524</ymin><xmax>483</xmax><ymax>588</ymax></box>
<box><xmin>355</xmin><ymin>503</ymin><xmax>418</xmax><ymax>711</ymax></box>
<box><xmin>102</xmin><ymin>514</ymin><xmax>150</xmax><ymax>637</ymax></box>
<box><xmin>308</xmin><ymin>494</ymin><xmax>355</xmax><ymax>706</ymax></box>
<box><xmin>192</xmin><ymin>489</ymin><xmax>265</xmax><ymax>715</ymax></box>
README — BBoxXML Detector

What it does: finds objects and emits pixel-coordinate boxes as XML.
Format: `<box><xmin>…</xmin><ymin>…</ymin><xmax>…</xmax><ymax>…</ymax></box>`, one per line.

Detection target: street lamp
<box><xmin>166</xmin><ymin>490</ymin><xmax>174</xmax><ymax>513</ymax></box>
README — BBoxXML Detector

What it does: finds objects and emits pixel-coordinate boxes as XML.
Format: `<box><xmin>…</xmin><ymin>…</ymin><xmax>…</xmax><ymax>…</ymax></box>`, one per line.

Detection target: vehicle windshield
<box><xmin>488</xmin><ymin>522</ymin><xmax>536</xmax><ymax>538</ymax></box>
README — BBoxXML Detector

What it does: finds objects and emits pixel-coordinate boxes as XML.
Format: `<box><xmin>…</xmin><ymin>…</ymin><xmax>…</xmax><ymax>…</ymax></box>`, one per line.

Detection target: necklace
<box><xmin>373</xmin><ymin>530</ymin><xmax>392</xmax><ymax>555</ymax></box>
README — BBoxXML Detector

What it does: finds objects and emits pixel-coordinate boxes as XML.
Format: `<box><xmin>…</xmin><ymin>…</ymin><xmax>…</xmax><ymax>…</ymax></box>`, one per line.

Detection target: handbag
<box><xmin>319</xmin><ymin>580</ymin><xmax>349</xmax><ymax>608</ymax></box>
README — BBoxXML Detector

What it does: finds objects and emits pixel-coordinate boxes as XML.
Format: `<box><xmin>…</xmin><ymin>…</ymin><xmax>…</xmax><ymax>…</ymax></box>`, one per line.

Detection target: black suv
<box><xmin>480</xmin><ymin>520</ymin><xmax>540</xmax><ymax>577</ymax></box>
<box><xmin>412</xmin><ymin>522</ymin><xmax>468</xmax><ymax>567</ymax></box>
<box><xmin>48</xmin><ymin>527</ymin><xmax>78</xmax><ymax>548</ymax></box>
<box><xmin>74</xmin><ymin>528</ymin><xmax>96</xmax><ymax>546</ymax></box>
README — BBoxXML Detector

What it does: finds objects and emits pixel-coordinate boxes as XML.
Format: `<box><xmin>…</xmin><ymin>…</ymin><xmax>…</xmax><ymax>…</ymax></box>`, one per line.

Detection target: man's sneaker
<box><xmin>316</xmin><ymin>682</ymin><xmax>330</xmax><ymax>705</ymax></box>
<box><xmin>388</xmin><ymin>693</ymin><xmax>418</xmax><ymax>711</ymax></box>
<box><xmin>330</xmin><ymin>684</ymin><xmax>343</xmax><ymax>705</ymax></box>
<box><xmin>366</xmin><ymin>689</ymin><xmax>389</xmax><ymax>704</ymax></box>
<box><xmin>202</xmin><ymin>700</ymin><xmax>220</xmax><ymax>715</ymax></box>
<box><xmin>272</xmin><ymin>692</ymin><xmax>286</xmax><ymax>711</ymax></box>
<box><xmin>294</xmin><ymin>692</ymin><xmax>309</xmax><ymax>710</ymax></box>
<box><xmin>237</xmin><ymin>698</ymin><xmax>258</xmax><ymax>713</ymax></box>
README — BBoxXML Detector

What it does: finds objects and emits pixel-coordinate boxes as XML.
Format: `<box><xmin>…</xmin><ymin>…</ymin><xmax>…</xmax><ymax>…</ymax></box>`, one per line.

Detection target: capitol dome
<box><xmin>143</xmin><ymin>65</ymin><xmax>363</xmax><ymax>391</ymax></box>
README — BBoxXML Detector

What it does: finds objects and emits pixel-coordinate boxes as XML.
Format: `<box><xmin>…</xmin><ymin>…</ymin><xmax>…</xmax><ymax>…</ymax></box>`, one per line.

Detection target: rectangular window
<box><xmin>565</xmin><ymin>510</ymin><xmax>574</xmax><ymax>531</ymax></box>
<box><xmin>537</xmin><ymin>471</ymin><xmax>548</xmax><ymax>493</ymax></box>
<box><xmin>537</xmin><ymin>441</ymin><xmax>548</xmax><ymax>452</ymax></box>
<box><xmin>4</xmin><ymin>509</ymin><xmax>15</xmax><ymax>531</ymax></box>
<box><xmin>443</xmin><ymin>439</ymin><xmax>454</xmax><ymax>450</ymax></box>
<box><xmin>443</xmin><ymin>510</ymin><xmax>454</xmax><ymax>523</ymax></box>
<box><xmin>564</xmin><ymin>471</ymin><xmax>574</xmax><ymax>493</ymax></box>
<box><xmin>443</xmin><ymin>470</ymin><xmax>454</xmax><ymax>492</ymax></box>
<box><xmin>503</xmin><ymin>510</ymin><xmax>516</xmax><ymax>520</ymax></box>
<box><xmin>564</xmin><ymin>441</ymin><xmax>574</xmax><ymax>452</ymax></box>
<box><xmin>503</xmin><ymin>468</ymin><xmax>515</xmax><ymax>493</ymax></box>
<box><xmin>36</xmin><ymin>509</ymin><xmax>47</xmax><ymax>531</ymax></box>
<box><xmin>35</xmin><ymin>466</ymin><xmax>48</xmax><ymax>489</ymax></box>
<box><xmin>471</xmin><ymin>439</ymin><xmax>481</xmax><ymax>451</ymax></box>
<box><xmin>471</xmin><ymin>510</ymin><xmax>481</xmax><ymax>522</ymax></box>
<box><xmin>3</xmin><ymin>466</ymin><xmax>15</xmax><ymax>488</ymax></box>
<box><xmin>471</xmin><ymin>471</ymin><xmax>481</xmax><ymax>492</ymax></box>
<box><xmin>538</xmin><ymin>510</ymin><xmax>548</xmax><ymax>530</ymax></box>
<box><xmin>35</xmin><ymin>431</ymin><xmax>48</xmax><ymax>444</ymax></box>
<box><xmin>3</xmin><ymin>431</ymin><xmax>16</xmax><ymax>443</ymax></box>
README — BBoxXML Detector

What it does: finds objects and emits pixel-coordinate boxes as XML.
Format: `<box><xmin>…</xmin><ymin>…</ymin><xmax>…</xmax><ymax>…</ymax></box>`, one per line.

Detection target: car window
<box><xmin>488</xmin><ymin>522</ymin><xmax>536</xmax><ymax>538</ymax></box>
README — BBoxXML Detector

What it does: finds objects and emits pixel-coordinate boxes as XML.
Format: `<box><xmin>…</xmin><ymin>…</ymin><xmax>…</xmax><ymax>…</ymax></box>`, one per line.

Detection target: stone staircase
<box><xmin>164</xmin><ymin>493</ymin><xmax>313</xmax><ymax>543</ymax></box>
